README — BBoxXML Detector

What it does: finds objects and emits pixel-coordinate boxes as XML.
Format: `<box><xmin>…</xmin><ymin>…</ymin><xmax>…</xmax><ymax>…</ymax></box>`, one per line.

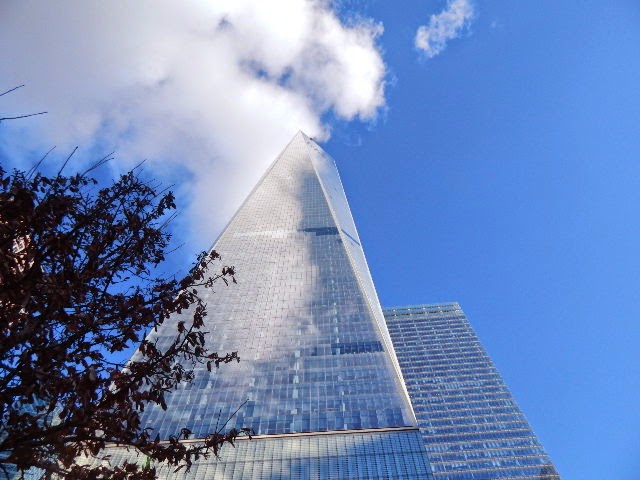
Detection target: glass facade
<box><xmin>80</xmin><ymin>429</ymin><xmax>430</xmax><ymax>479</ymax></box>
<box><xmin>136</xmin><ymin>131</ymin><xmax>415</xmax><ymax>439</ymax></box>
<box><xmin>96</xmin><ymin>132</ymin><xmax>432</xmax><ymax>478</ymax></box>
<box><xmin>384</xmin><ymin>303</ymin><xmax>560</xmax><ymax>479</ymax></box>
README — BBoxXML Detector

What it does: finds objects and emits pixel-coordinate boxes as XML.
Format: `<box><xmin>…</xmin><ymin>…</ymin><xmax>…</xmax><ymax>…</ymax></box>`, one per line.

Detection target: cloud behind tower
<box><xmin>0</xmin><ymin>0</ymin><xmax>386</xmax><ymax>248</ymax></box>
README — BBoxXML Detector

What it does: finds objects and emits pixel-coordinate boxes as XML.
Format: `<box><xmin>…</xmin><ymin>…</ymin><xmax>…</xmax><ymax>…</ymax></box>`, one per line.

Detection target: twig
<box><xmin>81</xmin><ymin>152</ymin><xmax>114</xmax><ymax>176</ymax></box>
<box><xmin>56</xmin><ymin>147</ymin><xmax>78</xmax><ymax>177</ymax></box>
<box><xmin>27</xmin><ymin>146</ymin><xmax>56</xmax><ymax>178</ymax></box>
<box><xmin>0</xmin><ymin>85</ymin><xmax>24</xmax><ymax>97</ymax></box>
<box><xmin>0</xmin><ymin>111</ymin><xmax>47</xmax><ymax>122</ymax></box>
<box><xmin>216</xmin><ymin>398</ymin><xmax>249</xmax><ymax>433</ymax></box>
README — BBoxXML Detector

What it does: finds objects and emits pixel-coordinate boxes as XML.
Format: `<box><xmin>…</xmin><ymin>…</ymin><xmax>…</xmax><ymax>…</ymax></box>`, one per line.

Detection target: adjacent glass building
<box><xmin>384</xmin><ymin>303</ymin><xmax>560</xmax><ymax>480</ymax></box>
<box><xmin>81</xmin><ymin>133</ymin><xmax>559</xmax><ymax>479</ymax></box>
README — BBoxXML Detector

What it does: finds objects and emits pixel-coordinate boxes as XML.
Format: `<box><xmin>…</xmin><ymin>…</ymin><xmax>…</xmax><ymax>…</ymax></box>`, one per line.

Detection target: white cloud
<box><xmin>415</xmin><ymin>0</ymin><xmax>475</xmax><ymax>58</ymax></box>
<box><xmin>0</xmin><ymin>0</ymin><xmax>386</xmax><ymax>251</ymax></box>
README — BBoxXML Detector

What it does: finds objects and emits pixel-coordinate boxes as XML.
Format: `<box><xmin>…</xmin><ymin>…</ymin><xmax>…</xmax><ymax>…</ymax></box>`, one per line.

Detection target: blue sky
<box><xmin>2</xmin><ymin>1</ymin><xmax>640</xmax><ymax>478</ymax></box>
<box><xmin>328</xmin><ymin>2</ymin><xmax>640</xmax><ymax>478</ymax></box>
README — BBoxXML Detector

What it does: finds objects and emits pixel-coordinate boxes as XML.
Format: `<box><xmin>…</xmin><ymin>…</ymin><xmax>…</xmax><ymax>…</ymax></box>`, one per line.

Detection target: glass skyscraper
<box><xmin>135</xmin><ymin>132</ymin><xmax>416</xmax><ymax>440</ymax></box>
<box><xmin>384</xmin><ymin>303</ymin><xmax>560</xmax><ymax>479</ymax></box>
<box><xmin>79</xmin><ymin>133</ymin><xmax>559</xmax><ymax>479</ymax></box>
<box><xmin>83</xmin><ymin>132</ymin><xmax>433</xmax><ymax>478</ymax></box>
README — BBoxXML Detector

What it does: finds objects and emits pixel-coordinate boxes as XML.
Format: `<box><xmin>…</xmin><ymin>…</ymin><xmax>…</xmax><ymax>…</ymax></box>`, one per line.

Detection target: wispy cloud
<box><xmin>415</xmin><ymin>0</ymin><xmax>475</xmax><ymax>58</ymax></box>
<box><xmin>0</xmin><ymin>1</ymin><xmax>386</xmax><ymax>250</ymax></box>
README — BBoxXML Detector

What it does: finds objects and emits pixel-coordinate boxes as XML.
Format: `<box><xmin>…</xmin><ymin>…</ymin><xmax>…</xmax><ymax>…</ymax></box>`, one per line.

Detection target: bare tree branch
<box><xmin>0</xmin><ymin>85</ymin><xmax>25</xmax><ymax>97</ymax></box>
<box><xmin>0</xmin><ymin>111</ymin><xmax>47</xmax><ymax>122</ymax></box>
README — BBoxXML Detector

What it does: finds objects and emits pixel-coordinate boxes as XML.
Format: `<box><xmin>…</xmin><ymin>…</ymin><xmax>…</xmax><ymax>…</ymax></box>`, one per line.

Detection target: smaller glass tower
<box><xmin>384</xmin><ymin>303</ymin><xmax>560</xmax><ymax>480</ymax></box>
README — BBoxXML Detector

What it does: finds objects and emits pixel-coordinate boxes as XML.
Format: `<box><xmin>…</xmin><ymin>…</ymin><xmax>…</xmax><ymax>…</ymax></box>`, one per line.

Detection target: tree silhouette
<box><xmin>0</xmin><ymin>161</ymin><xmax>248</xmax><ymax>479</ymax></box>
